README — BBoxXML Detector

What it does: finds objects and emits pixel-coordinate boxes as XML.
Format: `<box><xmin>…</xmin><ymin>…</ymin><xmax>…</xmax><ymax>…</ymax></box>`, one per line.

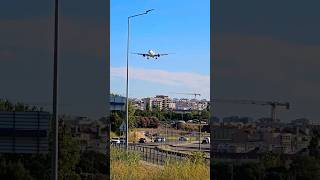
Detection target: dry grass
<box><xmin>111</xmin><ymin>148</ymin><xmax>210</xmax><ymax>180</ymax></box>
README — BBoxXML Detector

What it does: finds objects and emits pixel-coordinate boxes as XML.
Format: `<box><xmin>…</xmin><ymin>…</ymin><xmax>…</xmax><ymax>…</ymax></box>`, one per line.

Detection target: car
<box><xmin>202</xmin><ymin>137</ymin><xmax>210</xmax><ymax>144</ymax></box>
<box><xmin>154</xmin><ymin>136</ymin><xmax>165</xmax><ymax>143</ymax></box>
<box><xmin>153</xmin><ymin>137</ymin><xmax>161</xmax><ymax>143</ymax></box>
<box><xmin>160</xmin><ymin>137</ymin><xmax>166</xmax><ymax>142</ymax></box>
<box><xmin>110</xmin><ymin>137</ymin><xmax>120</xmax><ymax>144</ymax></box>
<box><xmin>144</xmin><ymin>131</ymin><xmax>150</xmax><ymax>137</ymax></box>
<box><xmin>119</xmin><ymin>137</ymin><xmax>126</xmax><ymax>144</ymax></box>
<box><xmin>138</xmin><ymin>138</ymin><xmax>146</xmax><ymax>143</ymax></box>
<box><xmin>178</xmin><ymin>136</ymin><xmax>189</xmax><ymax>141</ymax></box>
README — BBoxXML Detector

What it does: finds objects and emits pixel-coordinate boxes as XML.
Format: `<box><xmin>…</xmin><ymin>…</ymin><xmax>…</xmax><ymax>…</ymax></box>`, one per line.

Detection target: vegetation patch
<box><xmin>111</xmin><ymin>147</ymin><xmax>210</xmax><ymax>180</ymax></box>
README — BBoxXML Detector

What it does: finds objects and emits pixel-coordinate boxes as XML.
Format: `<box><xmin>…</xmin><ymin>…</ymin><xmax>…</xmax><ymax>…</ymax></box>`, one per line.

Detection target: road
<box><xmin>130</xmin><ymin>141</ymin><xmax>210</xmax><ymax>164</ymax></box>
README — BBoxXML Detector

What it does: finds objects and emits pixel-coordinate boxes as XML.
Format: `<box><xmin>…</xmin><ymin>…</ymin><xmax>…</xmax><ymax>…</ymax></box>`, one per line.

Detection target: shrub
<box><xmin>136</xmin><ymin>116</ymin><xmax>160</xmax><ymax>128</ymax></box>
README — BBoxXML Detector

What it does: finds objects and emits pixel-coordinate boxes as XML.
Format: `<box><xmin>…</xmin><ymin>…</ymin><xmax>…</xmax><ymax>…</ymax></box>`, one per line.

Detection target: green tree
<box><xmin>201</xmin><ymin>110</ymin><xmax>210</xmax><ymax>120</ymax></box>
<box><xmin>110</xmin><ymin>111</ymin><xmax>122</xmax><ymax>133</ymax></box>
<box><xmin>264</xmin><ymin>166</ymin><xmax>289</xmax><ymax>180</ymax></box>
<box><xmin>234</xmin><ymin>163</ymin><xmax>263</xmax><ymax>180</ymax></box>
<box><xmin>261</xmin><ymin>152</ymin><xmax>282</xmax><ymax>169</ymax></box>
<box><xmin>0</xmin><ymin>99</ymin><xmax>14</xmax><ymax>111</ymax></box>
<box><xmin>58</xmin><ymin>120</ymin><xmax>81</xmax><ymax>180</ymax></box>
<box><xmin>128</xmin><ymin>102</ymin><xmax>136</xmax><ymax>128</ymax></box>
<box><xmin>145</xmin><ymin>102</ymin><xmax>150</xmax><ymax>111</ymax></box>
<box><xmin>0</xmin><ymin>99</ymin><xmax>40</xmax><ymax>112</ymax></box>
<box><xmin>77</xmin><ymin>151</ymin><xmax>107</xmax><ymax>175</ymax></box>
<box><xmin>290</xmin><ymin>156</ymin><xmax>320</xmax><ymax>180</ymax></box>
<box><xmin>184</xmin><ymin>113</ymin><xmax>194</xmax><ymax>120</ymax></box>
<box><xmin>211</xmin><ymin>162</ymin><xmax>232</xmax><ymax>180</ymax></box>
<box><xmin>0</xmin><ymin>160</ymin><xmax>34</xmax><ymax>180</ymax></box>
<box><xmin>309</xmin><ymin>129</ymin><xmax>320</xmax><ymax>158</ymax></box>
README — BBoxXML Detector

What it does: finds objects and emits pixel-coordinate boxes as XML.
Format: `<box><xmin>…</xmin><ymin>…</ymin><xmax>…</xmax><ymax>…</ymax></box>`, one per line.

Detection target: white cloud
<box><xmin>111</xmin><ymin>66</ymin><xmax>210</xmax><ymax>98</ymax></box>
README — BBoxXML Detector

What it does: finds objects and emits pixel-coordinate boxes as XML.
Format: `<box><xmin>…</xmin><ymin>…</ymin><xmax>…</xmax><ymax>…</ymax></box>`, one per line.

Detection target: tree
<box><xmin>77</xmin><ymin>151</ymin><xmax>107</xmax><ymax>175</ymax></box>
<box><xmin>264</xmin><ymin>166</ymin><xmax>289</xmax><ymax>180</ymax></box>
<box><xmin>0</xmin><ymin>160</ymin><xmax>34</xmax><ymax>180</ymax></box>
<box><xmin>136</xmin><ymin>116</ymin><xmax>160</xmax><ymax>128</ymax></box>
<box><xmin>0</xmin><ymin>99</ymin><xmax>40</xmax><ymax>112</ymax></box>
<box><xmin>184</xmin><ymin>113</ymin><xmax>193</xmax><ymax>121</ymax></box>
<box><xmin>149</xmin><ymin>117</ymin><xmax>160</xmax><ymax>128</ymax></box>
<box><xmin>290</xmin><ymin>156</ymin><xmax>320</xmax><ymax>180</ymax></box>
<box><xmin>211</xmin><ymin>162</ymin><xmax>232</xmax><ymax>180</ymax></box>
<box><xmin>309</xmin><ymin>129</ymin><xmax>320</xmax><ymax>158</ymax></box>
<box><xmin>128</xmin><ymin>102</ymin><xmax>136</xmax><ymax>128</ymax></box>
<box><xmin>58</xmin><ymin>120</ymin><xmax>81</xmax><ymax>180</ymax></box>
<box><xmin>201</xmin><ymin>110</ymin><xmax>210</xmax><ymax>120</ymax></box>
<box><xmin>234</xmin><ymin>163</ymin><xmax>263</xmax><ymax>180</ymax></box>
<box><xmin>110</xmin><ymin>111</ymin><xmax>122</xmax><ymax>132</ymax></box>
<box><xmin>145</xmin><ymin>102</ymin><xmax>150</xmax><ymax>111</ymax></box>
<box><xmin>261</xmin><ymin>152</ymin><xmax>282</xmax><ymax>169</ymax></box>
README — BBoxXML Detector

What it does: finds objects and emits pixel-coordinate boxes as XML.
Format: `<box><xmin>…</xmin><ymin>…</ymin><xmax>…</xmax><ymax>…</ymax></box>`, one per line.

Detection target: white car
<box><xmin>110</xmin><ymin>137</ymin><xmax>120</xmax><ymax>144</ymax></box>
<box><xmin>154</xmin><ymin>137</ymin><xmax>166</xmax><ymax>143</ymax></box>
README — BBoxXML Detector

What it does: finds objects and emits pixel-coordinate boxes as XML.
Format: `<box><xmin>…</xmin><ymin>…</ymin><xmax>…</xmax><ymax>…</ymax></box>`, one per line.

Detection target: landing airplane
<box><xmin>132</xmin><ymin>50</ymin><xmax>171</xmax><ymax>59</ymax></box>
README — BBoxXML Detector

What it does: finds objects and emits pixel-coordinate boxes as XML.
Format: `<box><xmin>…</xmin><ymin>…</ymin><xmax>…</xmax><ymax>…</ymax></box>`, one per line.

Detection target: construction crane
<box><xmin>212</xmin><ymin>98</ymin><xmax>290</xmax><ymax>122</ymax></box>
<box><xmin>173</xmin><ymin>92</ymin><xmax>201</xmax><ymax>99</ymax></box>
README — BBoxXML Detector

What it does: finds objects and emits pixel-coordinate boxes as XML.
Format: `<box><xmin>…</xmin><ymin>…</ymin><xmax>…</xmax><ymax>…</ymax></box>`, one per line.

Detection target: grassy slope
<box><xmin>111</xmin><ymin>148</ymin><xmax>210</xmax><ymax>180</ymax></box>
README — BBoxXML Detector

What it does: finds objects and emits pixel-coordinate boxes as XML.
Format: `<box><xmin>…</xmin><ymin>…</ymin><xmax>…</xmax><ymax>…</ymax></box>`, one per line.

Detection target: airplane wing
<box><xmin>158</xmin><ymin>52</ymin><xmax>175</xmax><ymax>56</ymax></box>
<box><xmin>132</xmin><ymin>53</ymin><xmax>149</xmax><ymax>57</ymax></box>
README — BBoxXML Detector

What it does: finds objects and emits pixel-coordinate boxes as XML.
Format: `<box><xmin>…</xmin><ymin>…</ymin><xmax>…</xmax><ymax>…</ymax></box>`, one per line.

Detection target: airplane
<box><xmin>132</xmin><ymin>50</ymin><xmax>171</xmax><ymax>59</ymax></box>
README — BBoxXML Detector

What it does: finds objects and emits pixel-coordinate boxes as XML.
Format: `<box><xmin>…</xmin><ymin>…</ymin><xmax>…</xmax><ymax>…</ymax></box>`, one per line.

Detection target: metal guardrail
<box><xmin>111</xmin><ymin>143</ymin><xmax>210</xmax><ymax>166</ymax></box>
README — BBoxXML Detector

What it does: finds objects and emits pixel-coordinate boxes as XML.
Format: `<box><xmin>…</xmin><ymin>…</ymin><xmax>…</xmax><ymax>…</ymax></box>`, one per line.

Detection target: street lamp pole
<box><xmin>125</xmin><ymin>9</ymin><xmax>154</xmax><ymax>151</ymax></box>
<box><xmin>198</xmin><ymin>110</ymin><xmax>201</xmax><ymax>151</ymax></box>
<box><xmin>52</xmin><ymin>0</ymin><xmax>59</xmax><ymax>179</ymax></box>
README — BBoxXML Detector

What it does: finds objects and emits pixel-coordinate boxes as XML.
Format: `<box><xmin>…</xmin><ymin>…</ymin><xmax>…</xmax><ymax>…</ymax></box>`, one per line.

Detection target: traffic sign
<box><xmin>119</xmin><ymin>121</ymin><xmax>126</xmax><ymax>132</ymax></box>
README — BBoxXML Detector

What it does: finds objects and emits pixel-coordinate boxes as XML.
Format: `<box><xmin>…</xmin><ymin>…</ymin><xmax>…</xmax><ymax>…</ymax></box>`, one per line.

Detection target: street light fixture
<box><xmin>125</xmin><ymin>9</ymin><xmax>154</xmax><ymax>151</ymax></box>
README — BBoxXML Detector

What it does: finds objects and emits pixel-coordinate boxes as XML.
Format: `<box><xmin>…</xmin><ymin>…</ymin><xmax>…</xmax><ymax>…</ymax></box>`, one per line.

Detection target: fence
<box><xmin>111</xmin><ymin>143</ymin><xmax>209</xmax><ymax>166</ymax></box>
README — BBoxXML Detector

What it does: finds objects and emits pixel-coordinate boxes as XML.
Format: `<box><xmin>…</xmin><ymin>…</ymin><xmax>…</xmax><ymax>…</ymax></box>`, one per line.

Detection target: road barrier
<box><xmin>111</xmin><ymin>143</ymin><xmax>207</xmax><ymax>166</ymax></box>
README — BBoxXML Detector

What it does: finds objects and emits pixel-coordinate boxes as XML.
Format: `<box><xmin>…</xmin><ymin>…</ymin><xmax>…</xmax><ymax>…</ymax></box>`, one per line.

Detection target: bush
<box><xmin>136</xmin><ymin>116</ymin><xmax>160</xmax><ymax>128</ymax></box>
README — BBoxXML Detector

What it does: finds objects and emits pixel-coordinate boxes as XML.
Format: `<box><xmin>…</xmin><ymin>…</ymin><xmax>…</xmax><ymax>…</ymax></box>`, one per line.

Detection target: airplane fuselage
<box><xmin>148</xmin><ymin>50</ymin><xmax>156</xmax><ymax>57</ymax></box>
<box><xmin>134</xmin><ymin>49</ymin><xmax>169</xmax><ymax>59</ymax></box>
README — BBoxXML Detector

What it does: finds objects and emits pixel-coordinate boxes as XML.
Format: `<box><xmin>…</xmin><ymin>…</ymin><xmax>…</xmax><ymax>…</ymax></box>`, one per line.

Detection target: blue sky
<box><xmin>110</xmin><ymin>0</ymin><xmax>210</xmax><ymax>99</ymax></box>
